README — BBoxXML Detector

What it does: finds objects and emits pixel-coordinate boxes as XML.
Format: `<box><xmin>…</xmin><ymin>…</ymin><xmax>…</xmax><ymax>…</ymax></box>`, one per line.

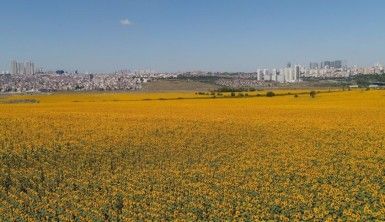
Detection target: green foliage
<box><xmin>310</xmin><ymin>91</ymin><xmax>317</xmax><ymax>98</ymax></box>
<box><xmin>216</xmin><ymin>87</ymin><xmax>257</xmax><ymax>92</ymax></box>
<box><xmin>353</xmin><ymin>73</ymin><xmax>385</xmax><ymax>87</ymax></box>
<box><xmin>2</xmin><ymin>99</ymin><xmax>39</xmax><ymax>104</ymax></box>
<box><xmin>2</xmin><ymin>173</ymin><xmax>12</xmax><ymax>193</ymax></box>
<box><xmin>114</xmin><ymin>193</ymin><xmax>124</xmax><ymax>221</ymax></box>
<box><xmin>266</xmin><ymin>91</ymin><xmax>275</xmax><ymax>97</ymax></box>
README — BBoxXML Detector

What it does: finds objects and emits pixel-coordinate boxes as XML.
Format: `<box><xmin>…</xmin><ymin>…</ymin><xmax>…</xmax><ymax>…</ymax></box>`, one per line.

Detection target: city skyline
<box><xmin>1</xmin><ymin>0</ymin><xmax>385</xmax><ymax>72</ymax></box>
<box><xmin>2</xmin><ymin>58</ymin><xmax>382</xmax><ymax>75</ymax></box>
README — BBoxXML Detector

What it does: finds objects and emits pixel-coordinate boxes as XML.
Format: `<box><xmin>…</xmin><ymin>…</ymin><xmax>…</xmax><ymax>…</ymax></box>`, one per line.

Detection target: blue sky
<box><xmin>1</xmin><ymin>0</ymin><xmax>385</xmax><ymax>72</ymax></box>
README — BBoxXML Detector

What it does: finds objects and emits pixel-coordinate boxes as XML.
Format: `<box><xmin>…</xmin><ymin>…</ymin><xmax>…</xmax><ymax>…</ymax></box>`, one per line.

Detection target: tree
<box><xmin>266</xmin><ymin>91</ymin><xmax>275</xmax><ymax>97</ymax></box>
<box><xmin>56</xmin><ymin>70</ymin><xmax>65</xmax><ymax>75</ymax></box>
<box><xmin>310</xmin><ymin>91</ymin><xmax>316</xmax><ymax>98</ymax></box>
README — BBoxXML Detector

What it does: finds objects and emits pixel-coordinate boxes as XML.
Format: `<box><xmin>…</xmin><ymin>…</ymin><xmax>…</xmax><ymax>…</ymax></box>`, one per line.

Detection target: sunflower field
<box><xmin>1</xmin><ymin>90</ymin><xmax>385</xmax><ymax>221</ymax></box>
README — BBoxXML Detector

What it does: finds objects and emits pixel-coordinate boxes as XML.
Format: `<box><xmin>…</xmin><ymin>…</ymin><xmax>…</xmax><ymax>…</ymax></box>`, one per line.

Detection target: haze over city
<box><xmin>1</xmin><ymin>0</ymin><xmax>385</xmax><ymax>72</ymax></box>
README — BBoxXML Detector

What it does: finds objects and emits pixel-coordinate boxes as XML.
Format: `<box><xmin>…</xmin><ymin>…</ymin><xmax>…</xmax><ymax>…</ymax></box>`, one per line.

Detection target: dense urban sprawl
<box><xmin>0</xmin><ymin>60</ymin><xmax>384</xmax><ymax>93</ymax></box>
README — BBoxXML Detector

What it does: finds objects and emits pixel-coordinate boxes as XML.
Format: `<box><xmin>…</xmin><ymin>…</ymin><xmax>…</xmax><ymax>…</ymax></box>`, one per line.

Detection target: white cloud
<box><xmin>120</xmin><ymin>19</ymin><xmax>132</xmax><ymax>26</ymax></box>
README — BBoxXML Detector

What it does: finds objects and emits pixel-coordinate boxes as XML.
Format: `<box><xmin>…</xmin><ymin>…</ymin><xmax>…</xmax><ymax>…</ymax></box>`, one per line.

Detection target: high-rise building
<box><xmin>10</xmin><ymin>60</ymin><xmax>36</xmax><ymax>75</ymax></box>
<box><xmin>321</xmin><ymin>61</ymin><xmax>330</xmax><ymax>68</ymax></box>
<box><xmin>11</xmin><ymin>60</ymin><xmax>18</xmax><ymax>75</ymax></box>
<box><xmin>309</xmin><ymin>62</ymin><xmax>319</xmax><ymax>69</ymax></box>
<box><xmin>256</xmin><ymin>69</ymin><xmax>260</xmax><ymax>80</ymax></box>
<box><xmin>280</xmin><ymin>66</ymin><xmax>300</xmax><ymax>82</ymax></box>
<box><xmin>271</xmin><ymin>69</ymin><xmax>277</xmax><ymax>81</ymax></box>
<box><xmin>333</xmin><ymin>60</ymin><xmax>342</xmax><ymax>69</ymax></box>
<box><xmin>321</xmin><ymin>60</ymin><xmax>342</xmax><ymax>69</ymax></box>
<box><xmin>287</xmin><ymin>62</ymin><xmax>292</xmax><ymax>68</ymax></box>
<box><xmin>17</xmin><ymin>62</ymin><xmax>25</xmax><ymax>75</ymax></box>
<box><xmin>25</xmin><ymin>61</ymin><xmax>35</xmax><ymax>75</ymax></box>
<box><xmin>263</xmin><ymin>69</ymin><xmax>269</xmax><ymax>80</ymax></box>
<box><xmin>282</xmin><ymin>67</ymin><xmax>294</xmax><ymax>82</ymax></box>
<box><xmin>295</xmin><ymin>65</ymin><xmax>300</xmax><ymax>81</ymax></box>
